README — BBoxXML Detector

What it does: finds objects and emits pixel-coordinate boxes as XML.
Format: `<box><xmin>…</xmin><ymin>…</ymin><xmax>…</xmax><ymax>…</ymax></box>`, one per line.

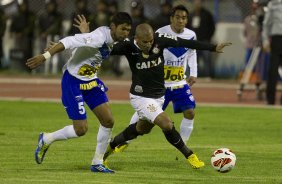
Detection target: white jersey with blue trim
<box><xmin>60</xmin><ymin>26</ymin><xmax>114</xmax><ymax>81</ymax></box>
<box><xmin>156</xmin><ymin>25</ymin><xmax>197</xmax><ymax>88</ymax></box>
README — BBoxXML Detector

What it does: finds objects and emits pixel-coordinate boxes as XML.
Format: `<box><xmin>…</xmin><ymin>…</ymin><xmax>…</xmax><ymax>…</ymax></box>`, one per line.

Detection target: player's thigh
<box><xmin>83</xmin><ymin>78</ymin><xmax>109</xmax><ymax>111</ymax></box>
<box><xmin>162</xmin><ymin>89</ymin><xmax>172</xmax><ymax>111</ymax></box>
<box><xmin>83</xmin><ymin>79</ymin><xmax>113</xmax><ymax>127</ymax></box>
<box><xmin>153</xmin><ymin>111</ymin><xmax>173</xmax><ymax>131</ymax></box>
<box><xmin>73</xmin><ymin>119</ymin><xmax>88</xmax><ymax>136</ymax></box>
<box><xmin>61</xmin><ymin>71</ymin><xmax>87</xmax><ymax>120</ymax></box>
<box><xmin>130</xmin><ymin>93</ymin><xmax>164</xmax><ymax>123</ymax></box>
<box><xmin>92</xmin><ymin>102</ymin><xmax>114</xmax><ymax>128</ymax></box>
<box><xmin>171</xmin><ymin>84</ymin><xmax>196</xmax><ymax>113</ymax></box>
<box><xmin>130</xmin><ymin>111</ymin><xmax>140</xmax><ymax>124</ymax></box>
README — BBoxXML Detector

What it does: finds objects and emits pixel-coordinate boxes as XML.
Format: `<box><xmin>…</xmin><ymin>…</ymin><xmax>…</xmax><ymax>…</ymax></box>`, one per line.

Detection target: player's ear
<box><xmin>134</xmin><ymin>35</ymin><xmax>138</xmax><ymax>42</ymax></box>
<box><xmin>110</xmin><ymin>23</ymin><xmax>116</xmax><ymax>31</ymax></box>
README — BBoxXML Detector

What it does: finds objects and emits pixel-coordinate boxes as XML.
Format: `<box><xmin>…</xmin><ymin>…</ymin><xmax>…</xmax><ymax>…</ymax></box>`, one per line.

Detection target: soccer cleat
<box><xmin>91</xmin><ymin>164</ymin><xmax>115</xmax><ymax>173</ymax></box>
<box><xmin>103</xmin><ymin>144</ymin><xmax>115</xmax><ymax>161</ymax></box>
<box><xmin>35</xmin><ymin>132</ymin><xmax>50</xmax><ymax>164</ymax></box>
<box><xmin>187</xmin><ymin>153</ymin><xmax>205</xmax><ymax>169</ymax></box>
<box><xmin>114</xmin><ymin>142</ymin><xmax>129</xmax><ymax>153</ymax></box>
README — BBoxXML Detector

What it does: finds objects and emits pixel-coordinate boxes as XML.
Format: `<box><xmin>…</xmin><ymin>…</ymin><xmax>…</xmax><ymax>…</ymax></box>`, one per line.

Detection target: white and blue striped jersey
<box><xmin>156</xmin><ymin>25</ymin><xmax>197</xmax><ymax>88</ymax></box>
<box><xmin>60</xmin><ymin>26</ymin><xmax>114</xmax><ymax>81</ymax></box>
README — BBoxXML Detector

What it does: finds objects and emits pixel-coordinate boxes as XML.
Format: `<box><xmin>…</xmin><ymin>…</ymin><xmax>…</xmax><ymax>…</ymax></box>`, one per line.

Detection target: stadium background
<box><xmin>2</xmin><ymin>0</ymin><xmax>256</xmax><ymax>22</ymax></box>
<box><xmin>1</xmin><ymin>0</ymin><xmax>281</xmax><ymax>105</ymax></box>
<box><xmin>1</xmin><ymin>2</ymin><xmax>282</xmax><ymax>182</ymax></box>
<box><xmin>1</xmin><ymin>0</ymin><xmax>266</xmax><ymax>78</ymax></box>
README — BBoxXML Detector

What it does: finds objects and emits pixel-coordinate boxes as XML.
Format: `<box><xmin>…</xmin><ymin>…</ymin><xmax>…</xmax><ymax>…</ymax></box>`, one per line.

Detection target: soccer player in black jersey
<box><xmin>63</xmin><ymin>18</ymin><xmax>230</xmax><ymax>169</ymax></box>
<box><xmin>104</xmin><ymin>23</ymin><xmax>231</xmax><ymax>169</ymax></box>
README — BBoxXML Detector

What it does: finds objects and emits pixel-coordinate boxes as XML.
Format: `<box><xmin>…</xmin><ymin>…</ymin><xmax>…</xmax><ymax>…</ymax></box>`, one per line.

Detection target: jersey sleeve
<box><xmin>187</xmin><ymin>34</ymin><xmax>197</xmax><ymax>77</ymax></box>
<box><xmin>187</xmin><ymin>48</ymin><xmax>197</xmax><ymax>77</ymax></box>
<box><xmin>60</xmin><ymin>29</ymin><xmax>105</xmax><ymax>50</ymax></box>
<box><xmin>156</xmin><ymin>32</ymin><xmax>216</xmax><ymax>51</ymax></box>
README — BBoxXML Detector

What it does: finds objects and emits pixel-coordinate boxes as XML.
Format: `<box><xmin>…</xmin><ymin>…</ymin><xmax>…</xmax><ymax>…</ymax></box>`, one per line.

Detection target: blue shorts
<box><xmin>61</xmin><ymin>70</ymin><xmax>109</xmax><ymax>120</ymax></box>
<box><xmin>162</xmin><ymin>84</ymin><xmax>196</xmax><ymax>113</ymax></box>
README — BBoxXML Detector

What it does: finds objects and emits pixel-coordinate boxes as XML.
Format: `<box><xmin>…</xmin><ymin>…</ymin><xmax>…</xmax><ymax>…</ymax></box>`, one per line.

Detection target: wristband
<box><xmin>42</xmin><ymin>51</ymin><xmax>51</xmax><ymax>60</ymax></box>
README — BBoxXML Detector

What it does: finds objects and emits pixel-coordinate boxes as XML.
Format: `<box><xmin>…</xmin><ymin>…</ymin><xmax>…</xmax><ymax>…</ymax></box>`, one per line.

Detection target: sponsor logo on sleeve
<box><xmin>134</xmin><ymin>85</ymin><xmax>143</xmax><ymax>93</ymax></box>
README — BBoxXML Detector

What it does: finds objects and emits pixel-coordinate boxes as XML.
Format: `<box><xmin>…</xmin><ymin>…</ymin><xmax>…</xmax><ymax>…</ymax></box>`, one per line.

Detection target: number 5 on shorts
<box><xmin>78</xmin><ymin>102</ymin><xmax>85</xmax><ymax>114</ymax></box>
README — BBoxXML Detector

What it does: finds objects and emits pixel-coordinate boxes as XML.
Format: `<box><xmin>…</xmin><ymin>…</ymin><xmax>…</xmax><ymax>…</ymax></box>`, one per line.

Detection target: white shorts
<box><xmin>129</xmin><ymin>93</ymin><xmax>165</xmax><ymax>123</ymax></box>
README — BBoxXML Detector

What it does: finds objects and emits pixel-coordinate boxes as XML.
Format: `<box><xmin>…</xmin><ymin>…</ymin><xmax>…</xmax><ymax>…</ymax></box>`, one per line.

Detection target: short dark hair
<box><xmin>111</xmin><ymin>12</ymin><xmax>132</xmax><ymax>26</ymax></box>
<box><xmin>170</xmin><ymin>5</ymin><xmax>189</xmax><ymax>17</ymax></box>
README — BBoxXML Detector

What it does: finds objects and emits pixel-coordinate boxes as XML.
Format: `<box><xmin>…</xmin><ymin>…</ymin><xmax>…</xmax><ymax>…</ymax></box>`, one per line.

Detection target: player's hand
<box><xmin>26</xmin><ymin>55</ymin><xmax>45</xmax><ymax>69</ymax></box>
<box><xmin>44</xmin><ymin>41</ymin><xmax>58</xmax><ymax>52</ymax></box>
<box><xmin>263</xmin><ymin>43</ymin><xmax>270</xmax><ymax>53</ymax></box>
<box><xmin>73</xmin><ymin>14</ymin><xmax>90</xmax><ymax>33</ymax></box>
<box><xmin>187</xmin><ymin>76</ymin><xmax>197</xmax><ymax>87</ymax></box>
<box><xmin>215</xmin><ymin>42</ymin><xmax>232</xmax><ymax>53</ymax></box>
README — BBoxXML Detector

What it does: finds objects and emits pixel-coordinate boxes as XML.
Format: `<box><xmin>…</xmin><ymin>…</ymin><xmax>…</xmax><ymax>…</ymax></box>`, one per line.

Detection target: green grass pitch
<box><xmin>0</xmin><ymin>100</ymin><xmax>282</xmax><ymax>184</ymax></box>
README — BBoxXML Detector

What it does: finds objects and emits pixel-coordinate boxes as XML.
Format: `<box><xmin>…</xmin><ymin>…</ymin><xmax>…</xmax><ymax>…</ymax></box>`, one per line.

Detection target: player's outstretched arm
<box><xmin>215</xmin><ymin>42</ymin><xmax>232</xmax><ymax>53</ymax></box>
<box><xmin>26</xmin><ymin>42</ymin><xmax>65</xmax><ymax>69</ymax></box>
<box><xmin>159</xmin><ymin>33</ymin><xmax>232</xmax><ymax>52</ymax></box>
<box><xmin>44</xmin><ymin>41</ymin><xmax>58</xmax><ymax>52</ymax></box>
<box><xmin>73</xmin><ymin>14</ymin><xmax>90</xmax><ymax>33</ymax></box>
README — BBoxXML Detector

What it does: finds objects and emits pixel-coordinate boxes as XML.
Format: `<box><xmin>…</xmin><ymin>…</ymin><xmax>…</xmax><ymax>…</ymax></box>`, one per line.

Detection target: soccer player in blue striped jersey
<box><xmin>26</xmin><ymin>12</ymin><xmax>132</xmax><ymax>173</ymax></box>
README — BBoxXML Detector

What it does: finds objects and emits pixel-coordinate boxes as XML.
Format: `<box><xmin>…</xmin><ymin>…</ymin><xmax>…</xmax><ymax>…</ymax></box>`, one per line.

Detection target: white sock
<box><xmin>92</xmin><ymin>125</ymin><xmax>112</xmax><ymax>165</ymax></box>
<box><xmin>43</xmin><ymin>125</ymin><xmax>78</xmax><ymax>145</ymax></box>
<box><xmin>180</xmin><ymin>118</ymin><xmax>194</xmax><ymax>143</ymax></box>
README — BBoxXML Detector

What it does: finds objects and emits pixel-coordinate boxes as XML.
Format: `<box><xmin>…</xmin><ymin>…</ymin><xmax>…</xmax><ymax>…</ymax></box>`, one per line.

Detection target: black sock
<box><xmin>163</xmin><ymin>126</ymin><xmax>193</xmax><ymax>158</ymax></box>
<box><xmin>110</xmin><ymin>123</ymin><xmax>140</xmax><ymax>148</ymax></box>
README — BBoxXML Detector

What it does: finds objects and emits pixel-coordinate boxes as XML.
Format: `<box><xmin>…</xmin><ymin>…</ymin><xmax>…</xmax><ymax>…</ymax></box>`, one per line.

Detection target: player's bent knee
<box><xmin>159</xmin><ymin>121</ymin><xmax>174</xmax><ymax>132</ymax></box>
<box><xmin>137</xmin><ymin>127</ymin><xmax>152</xmax><ymax>135</ymax></box>
<box><xmin>184</xmin><ymin>109</ymin><xmax>195</xmax><ymax>120</ymax></box>
<box><xmin>101</xmin><ymin>118</ymin><xmax>114</xmax><ymax>128</ymax></box>
<box><xmin>142</xmin><ymin>128</ymin><xmax>152</xmax><ymax>134</ymax></box>
<box><xmin>137</xmin><ymin>126</ymin><xmax>152</xmax><ymax>135</ymax></box>
<box><xmin>136</xmin><ymin>121</ymin><xmax>154</xmax><ymax>135</ymax></box>
<box><xmin>74</xmin><ymin>124</ymin><xmax>88</xmax><ymax>136</ymax></box>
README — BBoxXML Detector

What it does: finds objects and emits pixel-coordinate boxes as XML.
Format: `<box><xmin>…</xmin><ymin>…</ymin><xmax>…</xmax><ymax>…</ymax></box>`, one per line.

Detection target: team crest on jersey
<box><xmin>147</xmin><ymin>104</ymin><xmax>157</xmax><ymax>112</ymax></box>
<box><xmin>83</xmin><ymin>37</ymin><xmax>92</xmax><ymax>44</ymax></box>
<box><xmin>78</xmin><ymin>64</ymin><xmax>98</xmax><ymax>78</ymax></box>
<box><xmin>189</xmin><ymin>95</ymin><xmax>195</xmax><ymax>102</ymax></box>
<box><xmin>75</xmin><ymin>95</ymin><xmax>83</xmax><ymax>102</ymax></box>
<box><xmin>187</xmin><ymin>89</ymin><xmax>191</xmax><ymax>95</ymax></box>
<box><xmin>152</xmin><ymin>45</ymin><xmax>160</xmax><ymax>54</ymax></box>
<box><xmin>99</xmin><ymin>84</ymin><xmax>105</xmax><ymax>92</ymax></box>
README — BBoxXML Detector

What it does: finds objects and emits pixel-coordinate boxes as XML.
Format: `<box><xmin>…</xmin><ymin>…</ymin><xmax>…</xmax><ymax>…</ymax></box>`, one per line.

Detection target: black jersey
<box><xmin>111</xmin><ymin>32</ymin><xmax>216</xmax><ymax>98</ymax></box>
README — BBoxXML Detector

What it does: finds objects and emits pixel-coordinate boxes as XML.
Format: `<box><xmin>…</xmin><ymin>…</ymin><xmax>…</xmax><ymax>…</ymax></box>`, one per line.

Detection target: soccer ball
<box><xmin>211</xmin><ymin>148</ymin><xmax>236</xmax><ymax>173</ymax></box>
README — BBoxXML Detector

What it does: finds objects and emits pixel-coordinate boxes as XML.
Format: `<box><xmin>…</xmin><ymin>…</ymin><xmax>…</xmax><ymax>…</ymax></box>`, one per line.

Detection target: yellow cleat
<box><xmin>103</xmin><ymin>144</ymin><xmax>115</xmax><ymax>161</ymax></box>
<box><xmin>103</xmin><ymin>159</ymin><xmax>110</xmax><ymax>168</ymax></box>
<box><xmin>114</xmin><ymin>142</ymin><xmax>129</xmax><ymax>153</ymax></box>
<box><xmin>187</xmin><ymin>153</ymin><xmax>205</xmax><ymax>169</ymax></box>
<box><xmin>35</xmin><ymin>132</ymin><xmax>50</xmax><ymax>164</ymax></box>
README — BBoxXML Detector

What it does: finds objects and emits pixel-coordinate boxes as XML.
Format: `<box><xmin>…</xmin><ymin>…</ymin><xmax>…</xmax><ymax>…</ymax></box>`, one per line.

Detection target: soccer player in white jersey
<box><xmin>116</xmin><ymin>5</ymin><xmax>199</xmax><ymax>152</ymax></box>
<box><xmin>159</xmin><ymin>5</ymin><xmax>198</xmax><ymax>144</ymax></box>
<box><xmin>26</xmin><ymin>12</ymin><xmax>132</xmax><ymax>173</ymax></box>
